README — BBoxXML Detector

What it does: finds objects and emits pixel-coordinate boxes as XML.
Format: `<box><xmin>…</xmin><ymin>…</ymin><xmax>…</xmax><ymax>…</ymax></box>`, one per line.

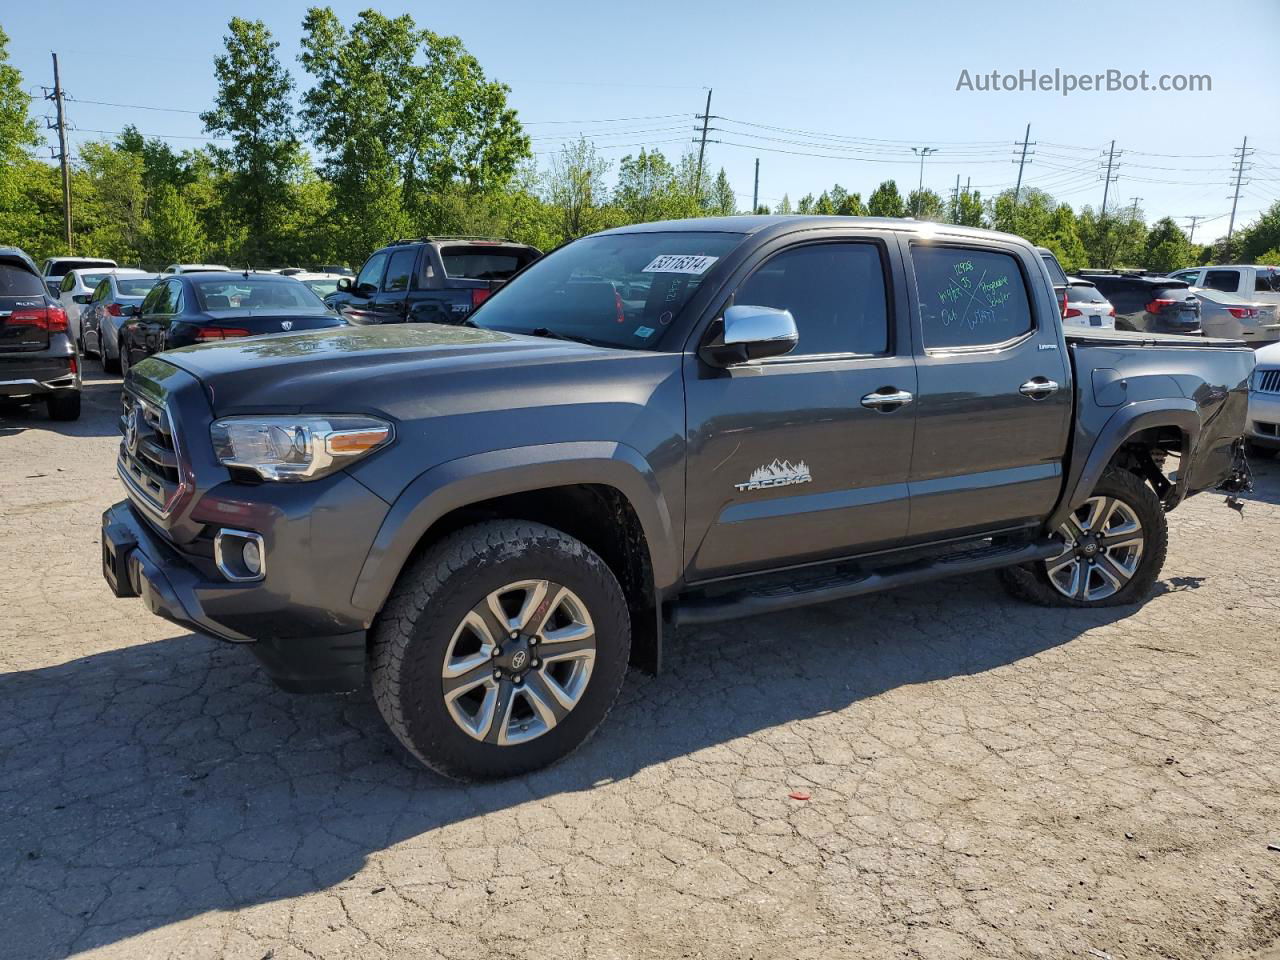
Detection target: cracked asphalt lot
<box><xmin>2</xmin><ymin>370</ymin><xmax>1280</xmax><ymax>960</ymax></box>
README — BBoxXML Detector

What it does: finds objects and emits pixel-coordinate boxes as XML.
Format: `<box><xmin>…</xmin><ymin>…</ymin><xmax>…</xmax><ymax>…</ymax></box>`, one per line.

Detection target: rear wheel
<box><xmin>1000</xmin><ymin>469</ymin><xmax>1167</xmax><ymax>607</ymax></box>
<box><xmin>46</xmin><ymin>392</ymin><xmax>81</xmax><ymax>421</ymax></box>
<box><xmin>370</xmin><ymin>520</ymin><xmax>630</xmax><ymax>781</ymax></box>
<box><xmin>101</xmin><ymin>337</ymin><xmax>120</xmax><ymax>374</ymax></box>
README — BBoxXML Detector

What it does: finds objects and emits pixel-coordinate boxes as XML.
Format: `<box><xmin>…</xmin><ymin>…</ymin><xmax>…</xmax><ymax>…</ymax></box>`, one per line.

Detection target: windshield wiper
<box><xmin>527</xmin><ymin>327</ymin><xmax>605</xmax><ymax>347</ymax></box>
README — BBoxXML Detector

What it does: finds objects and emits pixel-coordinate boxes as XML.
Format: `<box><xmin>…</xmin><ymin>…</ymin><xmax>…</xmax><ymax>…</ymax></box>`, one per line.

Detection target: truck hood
<box><xmin>157</xmin><ymin>322</ymin><xmax>651</xmax><ymax>415</ymax></box>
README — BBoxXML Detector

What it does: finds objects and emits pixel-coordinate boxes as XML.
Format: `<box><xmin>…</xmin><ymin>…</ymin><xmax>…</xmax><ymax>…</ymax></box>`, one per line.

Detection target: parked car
<box><xmin>58</xmin><ymin>267</ymin><xmax>144</xmax><ymax>347</ymax></box>
<box><xmin>80</xmin><ymin>272</ymin><xmax>162</xmax><ymax>373</ymax></box>
<box><xmin>281</xmin><ymin>271</ymin><xmax>348</xmax><ymax>300</ymax></box>
<box><xmin>326</xmin><ymin>237</ymin><xmax>541</xmax><ymax>325</ymax></box>
<box><xmin>1169</xmin><ymin>265</ymin><xmax>1280</xmax><ymax>310</ymax></box>
<box><xmin>102</xmin><ymin>216</ymin><xmax>1254</xmax><ymax>781</ymax></box>
<box><xmin>116</xmin><ymin>272</ymin><xmax>347</xmax><ymax>376</ymax></box>
<box><xmin>1062</xmin><ymin>278</ymin><xmax>1116</xmax><ymax>330</ymax></box>
<box><xmin>318</xmin><ymin>264</ymin><xmax>354</xmax><ymax>276</ymax></box>
<box><xmin>1</xmin><ymin>247</ymin><xmax>80</xmax><ymax>419</ymax></box>
<box><xmin>160</xmin><ymin>263</ymin><xmax>231</xmax><ymax>276</ymax></box>
<box><xmin>1246</xmin><ymin>341</ymin><xmax>1280</xmax><ymax>459</ymax></box>
<box><xmin>1036</xmin><ymin>246</ymin><xmax>1070</xmax><ymax>314</ymax></box>
<box><xmin>40</xmin><ymin>256</ymin><xmax>116</xmax><ymax>300</ymax></box>
<box><xmin>1191</xmin><ymin>286</ymin><xmax>1280</xmax><ymax>345</ymax></box>
<box><xmin>1080</xmin><ymin>272</ymin><xmax>1201</xmax><ymax>334</ymax></box>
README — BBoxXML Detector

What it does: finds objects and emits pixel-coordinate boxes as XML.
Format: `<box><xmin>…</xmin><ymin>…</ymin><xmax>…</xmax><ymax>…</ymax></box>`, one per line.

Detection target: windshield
<box><xmin>81</xmin><ymin>272</ymin><xmax>112</xmax><ymax>289</ymax></box>
<box><xmin>116</xmin><ymin>277</ymin><xmax>159</xmax><ymax>298</ymax></box>
<box><xmin>302</xmin><ymin>278</ymin><xmax>340</xmax><ymax>299</ymax></box>
<box><xmin>193</xmin><ymin>278</ymin><xmax>327</xmax><ymax>311</ymax></box>
<box><xmin>1067</xmin><ymin>284</ymin><xmax>1107</xmax><ymax>304</ymax></box>
<box><xmin>470</xmin><ymin>231</ymin><xmax>744</xmax><ymax>349</ymax></box>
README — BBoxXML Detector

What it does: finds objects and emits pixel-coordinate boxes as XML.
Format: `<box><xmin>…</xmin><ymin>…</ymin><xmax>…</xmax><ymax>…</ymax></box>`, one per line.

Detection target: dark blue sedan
<box><xmin>119</xmin><ymin>272</ymin><xmax>347</xmax><ymax>375</ymax></box>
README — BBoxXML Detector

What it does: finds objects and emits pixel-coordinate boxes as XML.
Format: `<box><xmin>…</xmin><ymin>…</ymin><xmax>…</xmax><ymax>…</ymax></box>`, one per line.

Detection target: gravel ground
<box><xmin>2</xmin><ymin>368</ymin><xmax>1279</xmax><ymax>960</ymax></box>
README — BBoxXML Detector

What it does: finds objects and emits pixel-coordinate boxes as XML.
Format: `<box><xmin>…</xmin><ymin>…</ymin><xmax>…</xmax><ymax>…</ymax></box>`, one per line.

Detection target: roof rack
<box><xmin>388</xmin><ymin>236</ymin><xmax>516</xmax><ymax>245</ymax></box>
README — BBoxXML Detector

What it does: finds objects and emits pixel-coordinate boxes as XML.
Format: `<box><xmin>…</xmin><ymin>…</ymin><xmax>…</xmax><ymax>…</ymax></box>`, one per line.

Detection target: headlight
<box><xmin>211</xmin><ymin>415</ymin><xmax>393</xmax><ymax>481</ymax></box>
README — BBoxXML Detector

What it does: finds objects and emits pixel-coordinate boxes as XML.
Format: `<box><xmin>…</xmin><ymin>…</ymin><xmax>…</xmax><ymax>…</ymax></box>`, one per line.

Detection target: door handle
<box><xmin>861</xmin><ymin>389</ymin><xmax>914</xmax><ymax>410</ymax></box>
<box><xmin>1019</xmin><ymin>377</ymin><xmax>1060</xmax><ymax>399</ymax></box>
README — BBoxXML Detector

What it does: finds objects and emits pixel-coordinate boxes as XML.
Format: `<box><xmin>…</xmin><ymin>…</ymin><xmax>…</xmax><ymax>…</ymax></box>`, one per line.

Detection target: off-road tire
<box><xmin>370</xmin><ymin>520</ymin><xmax>631</xmax><ymax>781</ymax></box>
<box><xmin>999</xmin><ymin>469</ymin><xmax>1168</xmax><ymax>608</ymax></box>
<box><xmin>46</xmin><ymin>392</ymin><xmax>81</xmax><ymax>421</ymax></box>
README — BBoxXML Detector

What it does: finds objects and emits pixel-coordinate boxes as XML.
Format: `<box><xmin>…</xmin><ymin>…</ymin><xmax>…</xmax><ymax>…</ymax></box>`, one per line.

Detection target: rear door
<box><xmin>683</xmin><ymin>234</ymin><xmax>916</xmax><ymax>579</ymax></box>
<box><xmin>0</xmin><ymin>257</ymin><xmax>53</xmax><ymax>351</ymax></box>
<box><xmin>136</xmin><ymin>280</ymin><xmax>179</xmax><ymax>358</ymax></box>
<box><xmin>339</xmin><ymin>252</ymin><xmax>388</xmax><ymax>324</ymax></box>
<box><xmin>901</xmin><ymin>239</ymin><xmax>1071</xmax><ymax>542</ymax></box>
<box><xmin>371</xmin><ymin>248</ymin><xmax>418</xmax><ymax>324</ymax></box>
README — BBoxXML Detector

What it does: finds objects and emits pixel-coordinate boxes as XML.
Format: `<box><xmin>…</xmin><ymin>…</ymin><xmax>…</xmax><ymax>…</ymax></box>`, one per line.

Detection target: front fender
<box><xmin>1047</xmin><ymin>398</ymin><xmax>1200</xmax><ymax>531</ymax></box>
<box><xmin>350</xmin><ymin>440</ymin><xmax>678</xmax><ymax>615</ymax></box>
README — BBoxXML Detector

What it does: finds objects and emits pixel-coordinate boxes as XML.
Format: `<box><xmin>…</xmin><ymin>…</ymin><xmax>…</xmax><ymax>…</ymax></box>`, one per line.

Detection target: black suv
<box><xmin>0</xmin><ymin>247</ymin><xmax>81</xmax><ymax>420</ymax></box>
<box><xmin>326</xmin><ymin>237</ymin><xmax>541</xmax><ymax>326</ymax></box>
<box><xmin>1078</xmin><ymin>271</ymin><xmax>1201</xmax><ymax>335</ymax></box>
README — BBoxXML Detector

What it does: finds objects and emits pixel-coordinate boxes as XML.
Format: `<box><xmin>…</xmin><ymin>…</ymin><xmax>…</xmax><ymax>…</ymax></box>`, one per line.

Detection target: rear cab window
<box><xmin>1256</xmin><ymin>268</ymin><xmax>1280</xmax><ymax>293</ymax></box>
<box><xmin>1040</xmin><ymin>252</ymin><xmax>1068</xmax><ymax>286</ymax></box>
<box><xmin>441</xmin><ymin>245</ymin><xmax>537</xmax><ymax>281</ymax></box>
<box><xmin>912</xmin><ymin>245</ymin><xmax>1034</xmax><ymax>350</ymax></box>
<box><xmin>1203</xmin><ymin>269</ymin><xmax>1241</xmax><ymax>293</ymax></box>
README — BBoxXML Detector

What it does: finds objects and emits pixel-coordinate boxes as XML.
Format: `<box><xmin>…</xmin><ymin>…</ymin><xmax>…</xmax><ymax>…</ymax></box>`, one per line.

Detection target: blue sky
<box><xmin>6</xmin><ymin>0</ymin><xmax>1279</xmax><ymax>242</ymax></box>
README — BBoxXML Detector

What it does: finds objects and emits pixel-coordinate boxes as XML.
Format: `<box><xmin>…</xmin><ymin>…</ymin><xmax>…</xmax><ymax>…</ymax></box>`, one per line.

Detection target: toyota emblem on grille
<box><xmin>125</xmin><ymin>406</ymin><xmax>143</xmax><ymax>455</ymax></box>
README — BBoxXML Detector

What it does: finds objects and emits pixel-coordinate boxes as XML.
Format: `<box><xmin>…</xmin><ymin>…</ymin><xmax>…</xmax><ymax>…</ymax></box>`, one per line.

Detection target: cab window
<box><xmin>912</xmin><ymin>245</ymin><xmax>1034</xmax><ymax>350</ymax></box>
<box><xmin>356</xmin><ymin>252</ymin><xmax>389</xmax><ymax>291</ymax></box>
<box><xmin>1203</xmin><ymin>270</ymin><xmax>1240</xmax><ymax>293</ymax></box>
<box><xmin>383</xmin><ymin>249</ymin><xmax>418</xmax><ymax>293</ymax></box>
<box><xmin>734</xmin><ymin>242</ymin><xmax>890</xmax><ymax>356</ymax></box>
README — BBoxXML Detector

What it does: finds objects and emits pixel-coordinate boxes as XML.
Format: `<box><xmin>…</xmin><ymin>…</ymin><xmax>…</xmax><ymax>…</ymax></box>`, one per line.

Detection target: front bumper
<box><xmin>1247</xmin><ymin>386</ymin><xmax>1280</xmax><ymax>448</ymax></box>
<box><xmin>101</xmin><ymin>499</ymin><xmax>368</xmax><ymax>693</ymax></box>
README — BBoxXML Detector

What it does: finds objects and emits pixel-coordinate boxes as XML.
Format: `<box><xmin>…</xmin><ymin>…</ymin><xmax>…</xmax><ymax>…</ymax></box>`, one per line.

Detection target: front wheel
<box><xmin>370</xmin><ymin>520</ymin><xmax>631</xmax><ymax>781</ymax></box>
<box><xmin>999</xmin><ymin>469</ymin><xmax>1168</xmax><ymax>607</ymax></box>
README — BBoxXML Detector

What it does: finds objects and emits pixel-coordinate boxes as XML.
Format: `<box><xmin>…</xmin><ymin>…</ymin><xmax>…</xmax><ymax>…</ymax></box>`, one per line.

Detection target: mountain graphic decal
<box><xmin>735</xmin><ymin>458</ymin><xmax>812</xmax><ymax>491</ymax></box>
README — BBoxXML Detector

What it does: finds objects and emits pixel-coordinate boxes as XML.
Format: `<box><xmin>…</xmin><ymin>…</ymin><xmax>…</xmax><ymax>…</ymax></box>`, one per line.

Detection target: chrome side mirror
<box><xmin>701</xmin><ymin>304</ymin><xmax>799</xmax><ymax>366</ymax></box>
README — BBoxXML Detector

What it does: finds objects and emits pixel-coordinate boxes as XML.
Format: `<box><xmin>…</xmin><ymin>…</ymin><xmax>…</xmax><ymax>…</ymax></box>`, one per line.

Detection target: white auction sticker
<box><xmin>641</xmin><ymin>254</ymin><xmax>719</xmax><ymax>275</ymax></box>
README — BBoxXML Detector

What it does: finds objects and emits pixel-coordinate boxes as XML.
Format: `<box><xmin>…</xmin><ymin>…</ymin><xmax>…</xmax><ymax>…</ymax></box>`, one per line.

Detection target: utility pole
<box><xmin>47</xmin><ymin>53</ymin><xmax>73</xmax><ymax>251</ymax></box>
<box><xmin>1128</xmin><ymin>196</ymin><xmax>1142</xmax><ymax>220</ymax></box>
<box><xmin>1184</xmin><ymin>215</ymin><xmax>1204</xmax><ymax>245</ymax></box>
<box><xmin>694</xmin><ymin>88</ymin><xmax>713</xmax><ymax>196</ymax></box>
<box><xmin>752</xmin><ymin>157</ymin><xmax>759</xmax><ymax>214</ymax></box>
<box><xmin>1099</xmin><ymin>140</ymin><xmax>1120</xmax><ymax>218</ymax></box>
<box><xmin>1012</xmin><ymin>123</ymin><xmax>1035</xmax><ymax>204</ymax></box>
<box><xmin>910</xmin><ymin>146</ymin><xmax>937</xmax><ymax>216</ymax></box>
<box><xmin>1226</xmin><ymin>136</ymin><xmax>1252</xmax><ymax>257</ymax></box>
<box><xmin>951</xmin><ymin>173</ymin><xmax>961</xmax><ymax>221</ymax></box>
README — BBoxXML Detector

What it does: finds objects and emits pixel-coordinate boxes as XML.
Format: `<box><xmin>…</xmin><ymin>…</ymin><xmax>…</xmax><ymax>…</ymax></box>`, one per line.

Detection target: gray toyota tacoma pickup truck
<box><xmin>102</xmin><ymin>216</ymin><xmax>1255</xmax><ymax>780</ymax></box>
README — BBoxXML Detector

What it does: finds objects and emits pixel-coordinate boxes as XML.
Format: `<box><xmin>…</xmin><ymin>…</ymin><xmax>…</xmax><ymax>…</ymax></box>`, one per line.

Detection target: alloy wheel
<box><xmin>1045</xmin><ymin>495</ymin><xmax>1145</xmax><ymax>602</ymax></box>
<box><xmin>441</xmin><ymin>579</ymin><xmax>596</xmax><ymax>745</ymax></box>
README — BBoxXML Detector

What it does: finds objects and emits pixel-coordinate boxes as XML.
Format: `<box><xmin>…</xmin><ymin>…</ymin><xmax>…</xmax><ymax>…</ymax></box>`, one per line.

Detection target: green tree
<box><xmin>796</xmin><ymin>193</ymin><xmax>815</xmax><ymax>215</ymax></box>
<box><xmin>614</xmin><ymin>149</ymin><xmax>678</xmax><ymax>222</ymax></box>
<box><xmin>906</xmin><ymin>188</ymin><xmax>945</xmax><ymax>221</ymax></box>
<box><xmin>812</xmin><ymin>191</ymin><xmax>834</xmax><ymax>215</ymax></box>
<box><xmin>867</xmin><ymin>180</ymin><xmax>904</xmax><ymax>218</ymax></box>
<box><xmin>708</xmin><ymin>168</ymin><xmax>736</xmax><ymax>216</ymax></box>
<box><xmin>1143</xmin><ymin>217</ymin><xmax>1193</xmax><ymax>273</ymax></box>
<box><xmin>776</xmin><ymin>193</ymin><xmax>792</xmax><ymax>215</ymax></box>
<box><xmin>835</xmin><ymin>190</ymin><xmax>866</xmax><ymax>217</ymax></box>
<box><xmin>1256</xmin><ymin>248</ymin><xmax>1280</xmax><ymax>266</ymax></box>
<box><xmin>201</xmin><ymin>18</ymin><xmax>302</xmax><ymax>263</ymax></box>
<box><xmin>953</xmin><ymin>189</ymin><xmax>984</xmax><ymax>227</ymax></box>
<box><xmin>545</xmin><ymin>137</ymin><xmax>610</xmax><ymax>242</ymax></box>
<box><xmin>1043</xmin><ymin>204</ymin><xmax>1087</xmax><ymax>273</ymax></box>
<box><xmin>1236</xmin><ymin>202</ymin><xmax>1280</xmax><ymax>262</ymax></box>
<box><xmin>77</xmin><ymin>141</ymin><xmax>148</xmax><ymax>261</ymax></box>
<box><xmin>142</xmin><ymin>184</ymin><xmax>207</xmax><ymax>264</ymax></box>
<box><xmin>0</xmin><ymin>25</ymin><xmax>38</xmax><ymax>207</ymax></box>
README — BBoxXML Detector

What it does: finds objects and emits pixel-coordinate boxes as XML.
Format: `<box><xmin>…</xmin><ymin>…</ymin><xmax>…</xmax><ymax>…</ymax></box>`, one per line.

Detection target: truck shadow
<box><xmin>2</xmin><ymin>571</ymin><xmax>1145</xmax><ymax>958</ymax></box>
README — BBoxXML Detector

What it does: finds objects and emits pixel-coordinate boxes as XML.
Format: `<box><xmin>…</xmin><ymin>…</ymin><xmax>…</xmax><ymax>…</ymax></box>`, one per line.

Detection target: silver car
<box><xmin>79</xmin><ymin>272</ymin><xmax>161</xmax><ymax>373</ymax></box>
<box><xmin>1191</xmin><ymin>287</ymin><xmax>1280</xmax><ymax>344</ymax></box>
<box><xmin>1247</xmin><ymin>341</ymin><xmax>1280</xmax><ymax>458</ymax></box>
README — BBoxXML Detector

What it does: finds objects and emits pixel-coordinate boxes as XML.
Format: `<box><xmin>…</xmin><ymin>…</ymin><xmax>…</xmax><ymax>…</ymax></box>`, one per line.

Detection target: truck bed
<box><xmin>1064</xmin><ymin>327</ymin><xmax>1245</xmax><ymax>349</ymax></box>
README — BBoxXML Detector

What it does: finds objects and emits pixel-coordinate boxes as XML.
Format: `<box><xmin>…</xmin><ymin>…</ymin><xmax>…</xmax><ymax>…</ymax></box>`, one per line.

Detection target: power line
<box><xmin>65</xmin><ymin>96</ymin><xmax>203</xmax><ymax>115</ymax></box>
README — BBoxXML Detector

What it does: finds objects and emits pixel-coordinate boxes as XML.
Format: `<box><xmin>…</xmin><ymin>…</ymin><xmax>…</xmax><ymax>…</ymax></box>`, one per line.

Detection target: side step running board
<box><xmin>669</xmin><ymin>538</ymin><xmax>1064</xmax><ymax>627</ymax></box>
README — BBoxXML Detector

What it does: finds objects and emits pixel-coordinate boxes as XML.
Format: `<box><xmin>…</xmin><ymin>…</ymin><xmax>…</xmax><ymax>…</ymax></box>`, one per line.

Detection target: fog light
<box><xmin>241</xmin><ymin>539</ymin><xmax>262</xmax><ymax>576</ymax></box>
<box><xmin>213</xmin><ymin>528</ymin><xmax>266</xmax><ymax>582</ymax></box>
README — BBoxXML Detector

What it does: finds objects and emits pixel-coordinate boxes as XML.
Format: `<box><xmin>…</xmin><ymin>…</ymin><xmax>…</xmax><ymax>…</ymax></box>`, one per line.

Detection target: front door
<box><xmin>684</xmin><ymin>237</ymin><xmax>916</xmax><ymax>580</ymax></box>
<box><xmin>371</xmin><ymin>248</ymin><xmax>418</xmax><ymax>324</ymax></box>
<box><xmin>340</xmin><ymin>251</ymin><xmax>388</xmax><ymax>324</ymax></box>
<box><xmin>901</xmin><ymin>239</ymin><xmax>1072</xmax><ymax>542</ymax></box>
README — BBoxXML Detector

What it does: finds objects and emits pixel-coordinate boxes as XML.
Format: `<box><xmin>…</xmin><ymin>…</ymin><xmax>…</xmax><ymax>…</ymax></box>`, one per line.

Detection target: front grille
<box><xmin>1257</xmin><ymin>369</ymin><xmax>1280</xmax><ymax>394</ymax></box>
<box><xmin>119</xmin><ymin>390</ymin><xmax>185</xmax><ymax>517</ymax></box>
